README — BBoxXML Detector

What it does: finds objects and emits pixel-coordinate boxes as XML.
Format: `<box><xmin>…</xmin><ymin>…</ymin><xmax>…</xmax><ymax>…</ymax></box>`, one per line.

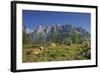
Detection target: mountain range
<box><xmin>23</xmin><ymin>24</ymin><xmax>90</xmax><ymax>44</ymax></box>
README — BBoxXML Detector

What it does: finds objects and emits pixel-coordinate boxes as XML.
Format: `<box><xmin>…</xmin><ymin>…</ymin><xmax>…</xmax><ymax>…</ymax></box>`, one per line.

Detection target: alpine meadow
<box><xmin>22</xmin><ymin>10</ymin><xmax>91</xmax><ymax>63</ymax></box>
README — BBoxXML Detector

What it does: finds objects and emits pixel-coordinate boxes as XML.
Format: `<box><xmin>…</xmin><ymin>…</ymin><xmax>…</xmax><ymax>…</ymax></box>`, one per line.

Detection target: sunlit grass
<box><xmin>22</xmin><ymin>44</ymin><xmax>90</xmax><ymax>63</ymax></box>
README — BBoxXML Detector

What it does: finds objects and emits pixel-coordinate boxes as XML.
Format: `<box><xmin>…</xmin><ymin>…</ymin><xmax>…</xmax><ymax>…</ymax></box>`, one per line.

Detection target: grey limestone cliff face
<box><xmin>23</xmin><ymin>24</ymin><xmax>90</xmax><ymax>44</ymax></box>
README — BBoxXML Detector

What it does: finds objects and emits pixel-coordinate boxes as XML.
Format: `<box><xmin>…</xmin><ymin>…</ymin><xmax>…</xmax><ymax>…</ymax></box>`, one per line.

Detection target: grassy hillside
<box><xmin>22</xmin><ymin>44</ymin><xmax>90</xmax><ymax>63</ymax></box>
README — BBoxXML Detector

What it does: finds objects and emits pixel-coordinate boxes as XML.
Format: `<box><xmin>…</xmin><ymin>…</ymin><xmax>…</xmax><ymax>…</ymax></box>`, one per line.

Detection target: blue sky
<box><xmin>22</xmin><ymin>10</ymin><xmax>91</xmax><ymax>32</ymax></box>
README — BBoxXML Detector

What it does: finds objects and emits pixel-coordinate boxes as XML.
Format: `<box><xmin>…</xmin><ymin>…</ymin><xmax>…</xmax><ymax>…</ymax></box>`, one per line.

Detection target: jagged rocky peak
<box><xmin>24</xmin><ymin>24</ymin><xmax>89</xmax><ymax>35</ymax></box>
<box><xmin>35</xmin><ymin>24</ymin><xmax>45</xmax><ymax>33</ymax></box>
<box><xmin>34</xmin><ymin>24</ymin><xmax>89</xmax><ymax>34</ymax></box>
<box><xmin>45</xmin><ymin>25</ymin><xmax>52</xmax><ymax>33</ymax></box>
<box><xmin>24</xmin><ymin>24</ymin><xmax>90</xmax><ymax>44</ymax></box>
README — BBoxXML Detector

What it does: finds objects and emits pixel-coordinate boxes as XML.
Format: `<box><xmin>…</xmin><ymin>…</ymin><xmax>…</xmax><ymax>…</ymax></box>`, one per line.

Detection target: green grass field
<box><xmin>22</xmin><ymin>44</ymin><xmax>90</xmax><ymax>63</ymax></box>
